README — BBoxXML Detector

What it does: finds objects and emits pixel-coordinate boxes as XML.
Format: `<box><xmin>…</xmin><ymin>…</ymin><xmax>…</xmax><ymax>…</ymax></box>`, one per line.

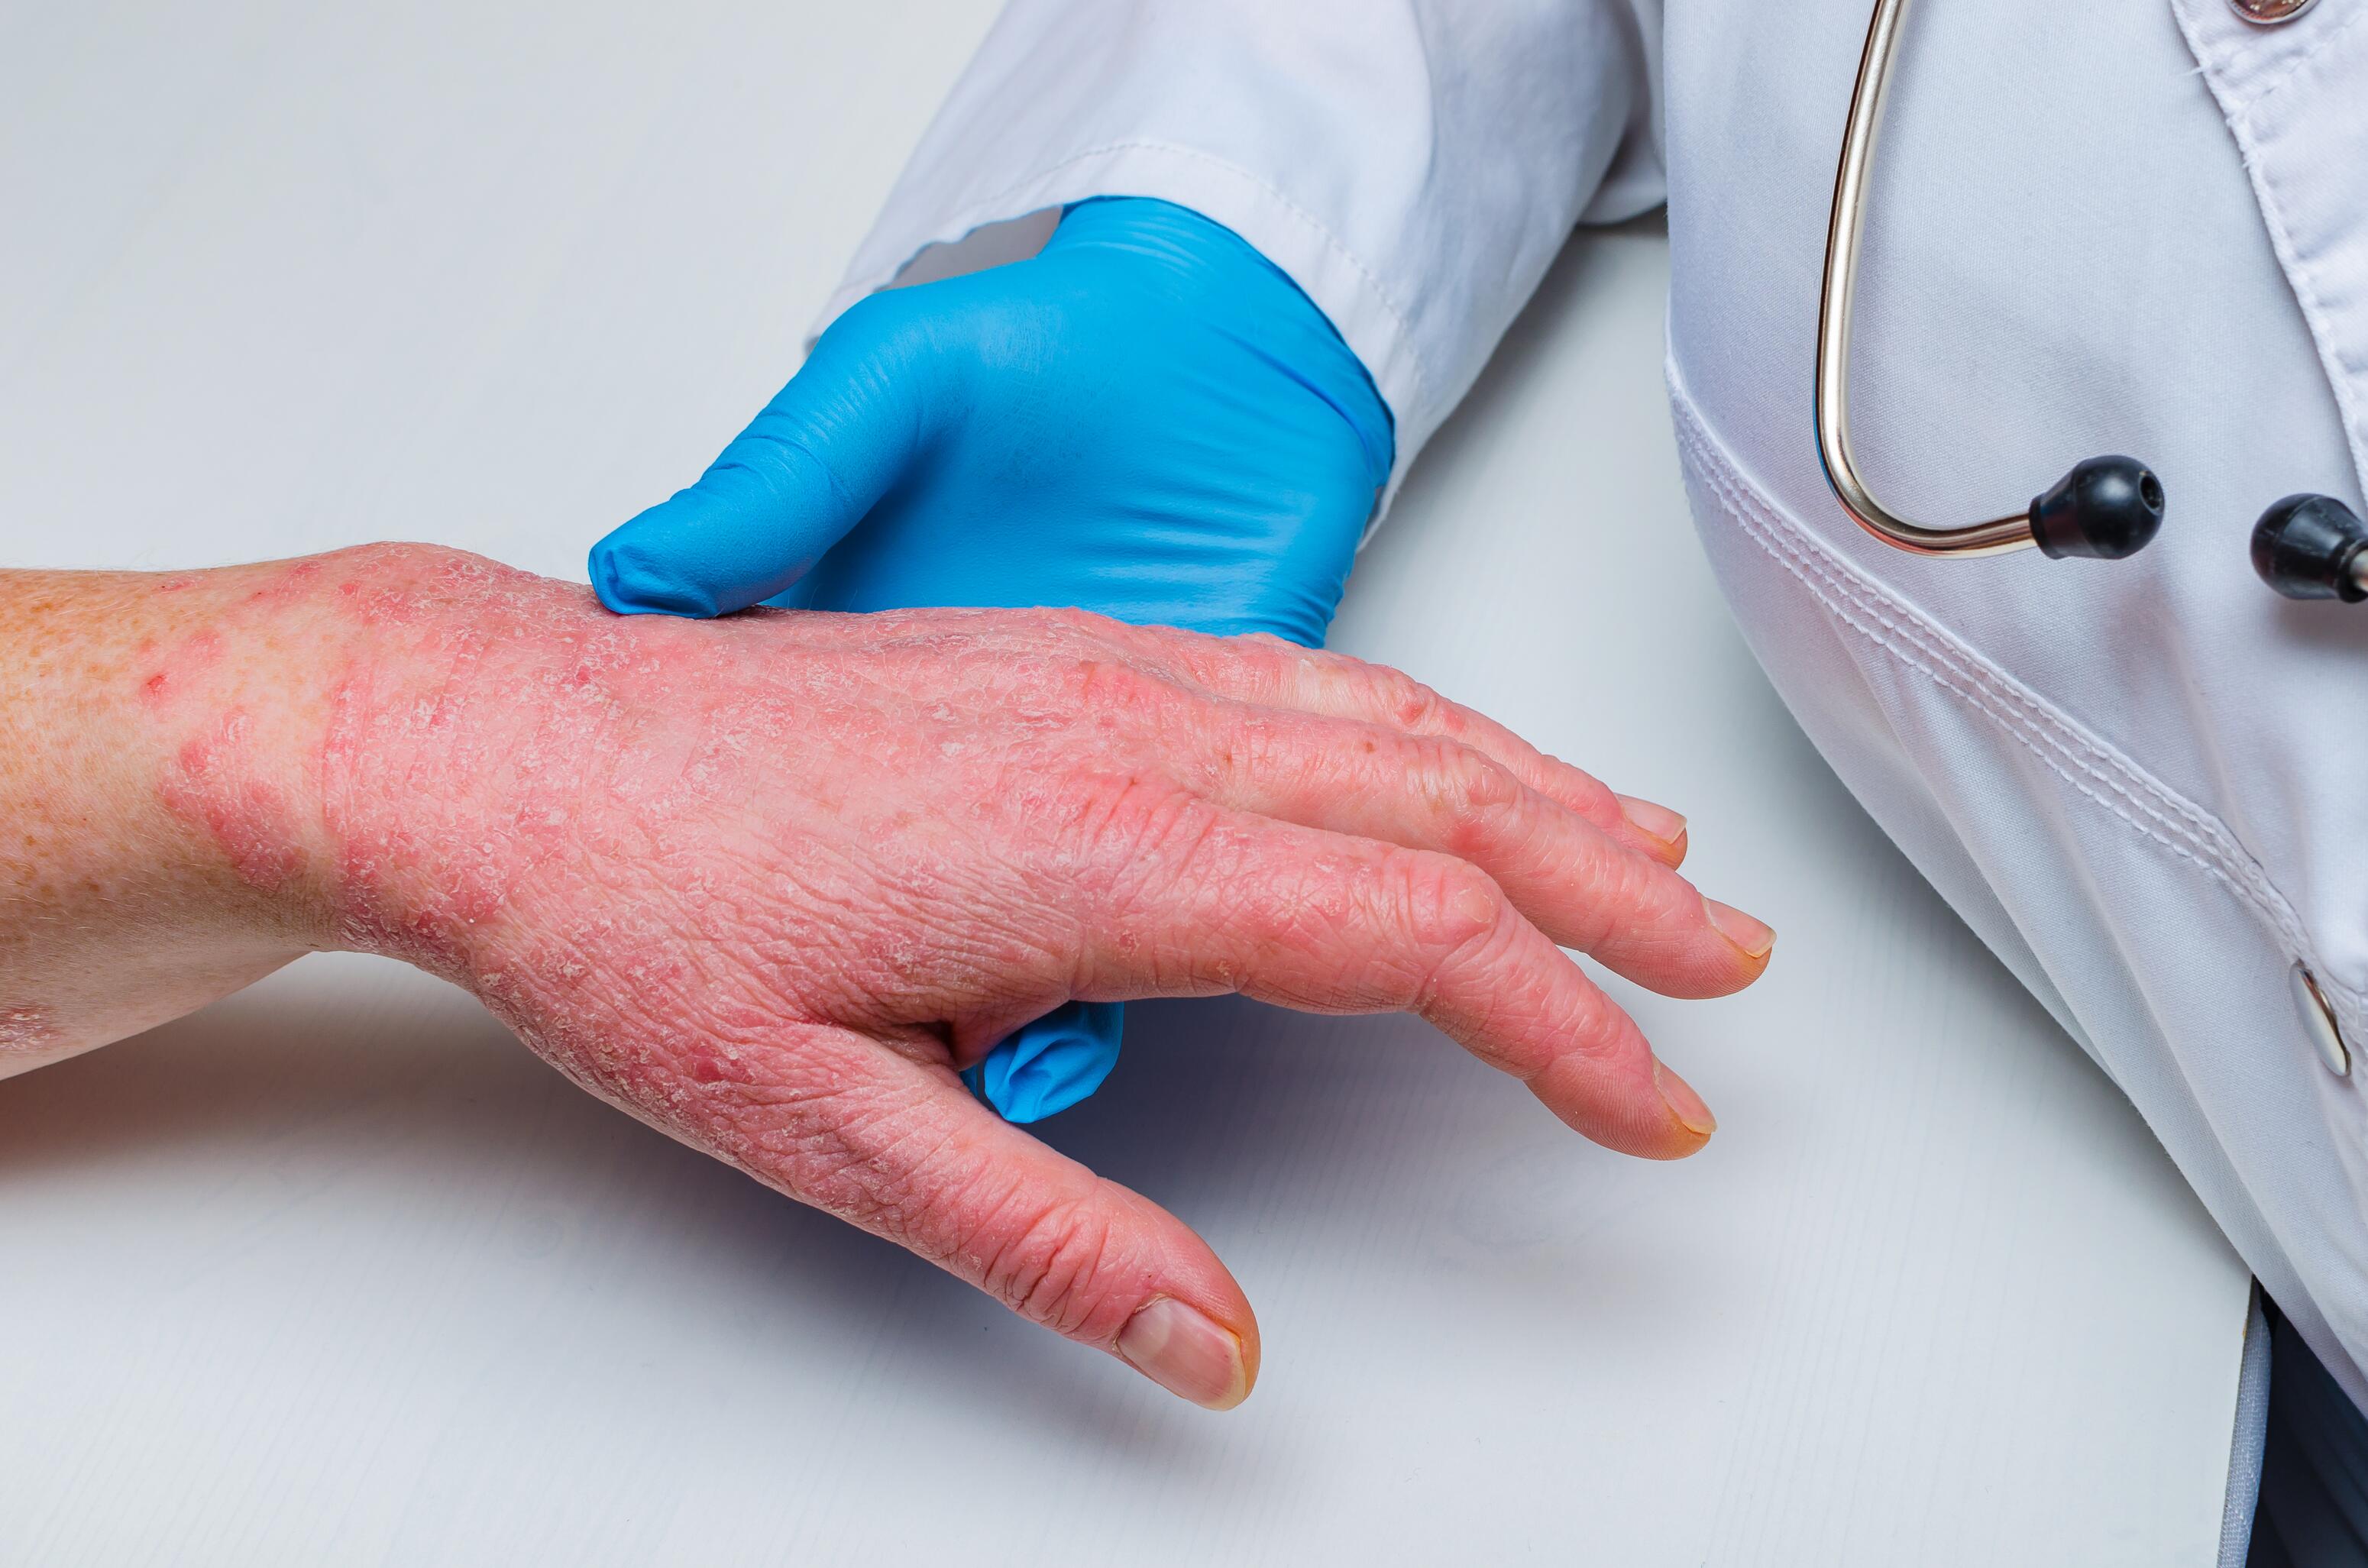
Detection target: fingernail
<box><xmin>1704</xmin><ymin>897</ymin><xmax>1775</xmax><ymax>960</ymax></box>
<box><xmin>1616</xmin><ymin>794</ymin><xmax>1688</xmax><ymax>852</ymax></box>
<box><xmin>1118</xmin><ymin>1298</ymin><xmax>1248</xmax><ymax>1411</ymax></box>
<box><xmin>1655</xmin><ymin>1059</ymin><xmax>1718</xmax><ymax>1138</ymax></box>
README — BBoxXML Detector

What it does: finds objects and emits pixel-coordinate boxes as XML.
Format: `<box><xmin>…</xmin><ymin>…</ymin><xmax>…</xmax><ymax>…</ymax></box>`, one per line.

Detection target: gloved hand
<box><xmin>589</xmin><ymin>196</ymin><xmax>1395</xmax><ymax>1123</ymax></box>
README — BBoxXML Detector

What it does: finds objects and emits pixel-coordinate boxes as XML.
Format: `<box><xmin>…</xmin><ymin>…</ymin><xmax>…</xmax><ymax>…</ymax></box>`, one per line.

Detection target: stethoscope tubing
<box><xmin>1814</xmin><ymin>0</ymin><xmax>2039</xmax><ymax>557</ymax></box>
<box><xmin>1816</xmin><ymin>0</ymin><xmax>2366</xmax><ymax>596</ymax></box>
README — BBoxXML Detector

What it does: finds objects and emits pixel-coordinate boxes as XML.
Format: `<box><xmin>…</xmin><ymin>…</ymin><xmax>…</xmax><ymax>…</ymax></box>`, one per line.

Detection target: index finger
<box><xmin>1105</xmin><ymin>629</ymin><xmax>1691</xmax><ymax>865</ymax></box>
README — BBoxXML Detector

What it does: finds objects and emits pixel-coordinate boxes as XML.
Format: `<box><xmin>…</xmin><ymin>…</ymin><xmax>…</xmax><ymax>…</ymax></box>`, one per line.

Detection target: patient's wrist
<box><xmin>129</xmin><ymin>542</ymin><xmax>608</xmax><ymax>983</ymax></box>
<box><xmin>302</xmin><ymin>545</ymin><xmax>614</xmax><ymax>984</ymax></box>
<box><xmin>0</xmin><ymin>542</ymin><xmax>480</xmax><ymax>1061</ymax></box>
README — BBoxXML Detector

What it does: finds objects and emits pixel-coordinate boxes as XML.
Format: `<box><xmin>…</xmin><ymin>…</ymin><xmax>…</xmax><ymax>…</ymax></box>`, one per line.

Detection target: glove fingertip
<box><xmin>588</xmin><ymin>516</ymin><xmax>726</xmax><ymax>618</ymax></box>
<box><xmin>968</xmin><ymin>1001</ymin><xmax>1127</xmax><ymax>1123</ymax></box>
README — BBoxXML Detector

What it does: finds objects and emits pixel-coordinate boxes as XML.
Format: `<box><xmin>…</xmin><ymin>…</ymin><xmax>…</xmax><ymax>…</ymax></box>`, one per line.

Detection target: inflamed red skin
<box><xmin>0</xmin><ymin>544</ymin><xmax>1771</xmax><ymax>1408</ymax></box>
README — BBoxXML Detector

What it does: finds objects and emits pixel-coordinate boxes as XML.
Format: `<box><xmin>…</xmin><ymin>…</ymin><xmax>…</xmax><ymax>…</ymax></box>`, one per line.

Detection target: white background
<box><xmin>0</xmin><ymin>1</ymin><xmax>2248</xmax><ymax>1561</ymax></box>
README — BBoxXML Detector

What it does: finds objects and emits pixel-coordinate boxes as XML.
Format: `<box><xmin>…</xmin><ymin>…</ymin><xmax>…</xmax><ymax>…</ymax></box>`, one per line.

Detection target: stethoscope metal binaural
<box><xmin>1815</xmin><ymin>0</ymin><xmax>2368</xmax><ymax>603</ymax></box>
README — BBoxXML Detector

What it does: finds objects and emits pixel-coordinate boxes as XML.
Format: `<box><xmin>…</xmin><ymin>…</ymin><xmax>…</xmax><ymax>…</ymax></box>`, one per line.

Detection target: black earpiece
<box><xmin>2030</xmin><ymin>456</ymin><xmax>2166</xmax><ymax>561</ymax></box>
<box><xmin>2251</xmin><ymin>493</ymin><xmax>2368</xmax><ymax>603</ymax></box>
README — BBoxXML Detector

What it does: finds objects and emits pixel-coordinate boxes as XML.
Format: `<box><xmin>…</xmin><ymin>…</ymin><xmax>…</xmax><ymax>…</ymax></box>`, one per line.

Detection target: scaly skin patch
<box><xmin>0</xmin><ymin>1001</ymin><xmax>62</xmax><ymax>1056</ymax></box>
<box><xmin>124</xmin><ymin>546</ymin><xmax>1745</xmax><ymax>1172</ymax></box>
<box><xmin>11</xmin><ymin>540</ymin><xmax>1755</xmax><ymax>1395</ymax></box>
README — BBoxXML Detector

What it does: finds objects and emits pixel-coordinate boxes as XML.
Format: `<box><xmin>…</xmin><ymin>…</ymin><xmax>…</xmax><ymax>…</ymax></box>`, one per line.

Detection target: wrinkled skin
<box><xmin>0</xmin><ymin>545</ymin><xmax>1771</xmax><ymax>1408</ymax></box>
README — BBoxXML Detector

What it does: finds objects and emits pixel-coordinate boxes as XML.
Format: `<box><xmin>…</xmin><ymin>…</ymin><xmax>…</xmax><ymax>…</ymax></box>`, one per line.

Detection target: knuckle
<box><xmin>1370</xmin><ymin>667</ymin><xmax>1446</xmax><ymax>732</ymax></box>
<box><xmin>1108</xmin><ymin>616</ymin><xmax>1217</xmax><ymax>664</ymax></box>
<box><xmin>1383</xmin><ymin>852</ymin><xmax>1505</xmax><ymax>959</ymax></box>
<box><xmin>1056</xmin><ymin>653</ymin><xmax>1169</xmax><ymax>720</ymax></box>
<box><xmin>1545</xmin><ymin>977</ymin><xmax>1642</xmax><ymax>1072</ymax></box>
<box><xmin>1039</xmin><ymin>603</ymin><xmax>1121</xmax><ymax>643</ymax></box>
<box><xmin>1372</xmin><ymin>665</ymin><xmax>1477</xmax><ymax>741</ymax></box>
<box><xmin>1554</xmin><ymin>761</ymin><xmax>1625</xmax><ymax>821</ymax></box>
<box><xmin>1613</xmin><ymin>849</ymin><xmax>1700</xmax><ymax>934</ymax></box>
<box><xmin>1392</xmin><ymin>860</ymin><xmax>1551</xmax><ymax>1055</ymax></box>
<box><xmin>1565</xmin><ymin>838</ymin><xmax>1665</xmax><ymax>952</ymax></box>
<box><xmin>1274</xmin><ymin>644</ymin><xmax>1376</xmax><ymax>713</ymax></box>
<box><xmin>1258</xmin><ymin>637</ymin><xmax>1334</xmax><ymax>688</ymax></box>
<box><xmin>1413</xmin><ymin>743</ymin><xmax>1525</xmax><ymax>845</ymax></box>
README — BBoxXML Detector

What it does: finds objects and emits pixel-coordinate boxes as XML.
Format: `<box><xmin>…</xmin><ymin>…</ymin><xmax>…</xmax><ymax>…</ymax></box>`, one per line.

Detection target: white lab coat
<box><xmin>825</xmin><ymin>0</ymin><xmax>2368</xmax><ymax>1434</ymax></box>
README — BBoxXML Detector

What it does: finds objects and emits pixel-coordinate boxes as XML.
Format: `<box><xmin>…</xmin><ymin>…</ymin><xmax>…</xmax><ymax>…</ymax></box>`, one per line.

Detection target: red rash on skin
<box><xmin>308</xmin><ymin>565</ymin><xmax>1196</xmax><ymax>1141</ymax></box>
<box><xmin>92</xmin><ymin>540</ymin><xmax>1762</xmax><ymax>1395</ymax></box>
<box><xmin>286</xmin><ymin>561</ymin><xmax>1063</xmax><ymax>1137</ymax></box>
<box><xmin>136</xmin><ymin>629</ymin><xmax>222</xmax><ymax>707</ymax></box>
<box><xmin>158</xmin><ymin>710</ymin><xmax>306</xmax><ymax>894</ymax></box>
<box><xmin>240</xmin><ymin>558</ymin><xmax>322</xmax><ymax>607</ymax></box>
<box><xmin>143</xmin><ymin>551</ymin><xmax>1173</xmax><ymax>1146</ymax></box>
<box><xmin>310</xmin><ymin>561</ymin><xmax>814</xmax><ymax>1126</ymax></box>
<box><xmin>0</xmin><ymin>1002</ymin><xmax>62</xmax><ymax>1056</ymax></box>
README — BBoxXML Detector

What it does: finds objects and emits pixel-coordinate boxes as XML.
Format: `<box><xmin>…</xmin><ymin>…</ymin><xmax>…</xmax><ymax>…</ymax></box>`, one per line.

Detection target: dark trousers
<box><xmin>2251</xmin><ymin>1301</ymin><xmax>2368</xmax><ymax>1567</ymax></box>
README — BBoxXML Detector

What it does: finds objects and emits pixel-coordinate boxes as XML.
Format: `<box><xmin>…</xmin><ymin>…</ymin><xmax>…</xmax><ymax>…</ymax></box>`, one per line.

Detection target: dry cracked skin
<box><xmin>0</xmin><ymin>543</ymin><xmax>1771</xmax><ymax>1407</ymax></box>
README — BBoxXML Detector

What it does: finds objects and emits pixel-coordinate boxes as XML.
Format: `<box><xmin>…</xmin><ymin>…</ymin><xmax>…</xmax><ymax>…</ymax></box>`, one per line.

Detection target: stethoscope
<box><xmin>1816</xmin><ymin>0</ymin><xmax>2368</xmax><ymax>603</ymax></box>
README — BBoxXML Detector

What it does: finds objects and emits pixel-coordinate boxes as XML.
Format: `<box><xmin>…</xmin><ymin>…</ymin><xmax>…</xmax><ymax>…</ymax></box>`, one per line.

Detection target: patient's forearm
<box><xmin>0</xmin><ymin>551</ymin><xmax>400</xmax><ymax>1070</ymax></box>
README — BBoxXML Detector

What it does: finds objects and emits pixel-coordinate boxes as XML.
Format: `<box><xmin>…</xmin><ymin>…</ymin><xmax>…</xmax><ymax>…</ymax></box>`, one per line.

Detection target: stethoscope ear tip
<box><xmin>2252</xmin><ymin>493</ymin><xmax>2368</xmax><ymax>602</ymax></box>
<box><xmin>2031</xmin><ymin>456</ymin><xmax>2166</xmax><ymax>561</ymax></box>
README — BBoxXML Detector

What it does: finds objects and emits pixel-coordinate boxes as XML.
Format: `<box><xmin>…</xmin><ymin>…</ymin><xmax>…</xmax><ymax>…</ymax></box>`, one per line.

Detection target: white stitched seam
<box><xmin>2218</xmin><ymin>0</ymin><xmax>2366</xmax><ymax>121</ymax></box>
<box><xmin>954</xmin><ymin>139</ymin><xmax>1435</xmax><ymax>409</ymax></box>
<box><xmin>1676</xmin><ymin>399</ymin><xmax>2264</xmax><ymax>907</ymax></box>
<box><xmin>2233</xmin><ymin>31</ymin><xmax>2368</xmax><ymax>390</ymax></box>
<box><xmin>2176</xmin><ymin>2</ymin><xmax>2368</xmax><ymax>496</ymax></box>
<box><xmin>1664</xmin><ymin>371</ymin><xmax>2362</xmax><ymax>1043</ymax></box>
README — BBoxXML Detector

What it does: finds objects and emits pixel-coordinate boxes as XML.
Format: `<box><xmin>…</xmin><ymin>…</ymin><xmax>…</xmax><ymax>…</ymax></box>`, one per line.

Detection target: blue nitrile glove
<box><xmin>589</xmin><ymin>196</ymin><xmax>1394</xmax><ymax>1123</ymax></box>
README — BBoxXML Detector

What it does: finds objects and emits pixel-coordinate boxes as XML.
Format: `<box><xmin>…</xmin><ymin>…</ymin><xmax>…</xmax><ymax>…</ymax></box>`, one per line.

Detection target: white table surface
<box><xmin>0</xmin><ymin>2</ymin><xmax>2251</xmax><ymax>1563</ymax></box>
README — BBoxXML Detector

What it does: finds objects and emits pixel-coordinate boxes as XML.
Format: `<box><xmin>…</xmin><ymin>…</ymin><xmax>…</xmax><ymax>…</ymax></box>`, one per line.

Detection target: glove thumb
<box><xmin>965</xmin><ymin>1001</ymin><xmax>1126</xmax><ymax>1125</ymax></box>
<box><xmin>590</xmin><ymin>296</ymin><xmax>940</xmax><ymax>617</ymax></box>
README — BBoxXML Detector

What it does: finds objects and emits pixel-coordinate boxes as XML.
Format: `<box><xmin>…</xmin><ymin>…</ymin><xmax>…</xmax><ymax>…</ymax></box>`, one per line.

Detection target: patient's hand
<box><xmin>0</xmin><ymin>545</ymin><xmax>1771</xmax><ymax>1408</ymax></box>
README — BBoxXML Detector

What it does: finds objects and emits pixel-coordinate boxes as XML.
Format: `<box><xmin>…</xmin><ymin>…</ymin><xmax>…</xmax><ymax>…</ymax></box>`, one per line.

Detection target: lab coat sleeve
<box><xmin>817</xmin><ymin>0</ymin><xmax>1664</xmax><ymax>496</ymax></box>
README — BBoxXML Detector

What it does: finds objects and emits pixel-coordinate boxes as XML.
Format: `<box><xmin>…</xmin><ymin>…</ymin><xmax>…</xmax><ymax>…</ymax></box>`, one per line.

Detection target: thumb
<box><xmin>591</xmin><ymin>296</ymin><xmax>941</xmax><ymax>616</ymax></box>
<box><xmin>749</xmin><ymin>1023</ymin><xmax>1259</xmax><ymax>1409</ymax></box>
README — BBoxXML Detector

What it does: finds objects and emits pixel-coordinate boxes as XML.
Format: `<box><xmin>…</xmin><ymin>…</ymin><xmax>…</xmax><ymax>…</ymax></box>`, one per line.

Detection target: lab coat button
<box><xmin>2290</xmin><ymin>962</ymin><xmax>2350</xmax><ymax>1078</ymax></box>
<box><xmin>2230</xmin><ymin>0</ymin><xmax>2318</xmax><ymax>21</ymax></box>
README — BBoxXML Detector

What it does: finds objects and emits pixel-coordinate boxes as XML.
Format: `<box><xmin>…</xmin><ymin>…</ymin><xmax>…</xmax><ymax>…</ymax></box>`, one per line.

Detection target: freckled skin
<box><xmin>0</xmin><ymin>543</ymin><xmax>1770</xmax><ymax>1405</ymax></box>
